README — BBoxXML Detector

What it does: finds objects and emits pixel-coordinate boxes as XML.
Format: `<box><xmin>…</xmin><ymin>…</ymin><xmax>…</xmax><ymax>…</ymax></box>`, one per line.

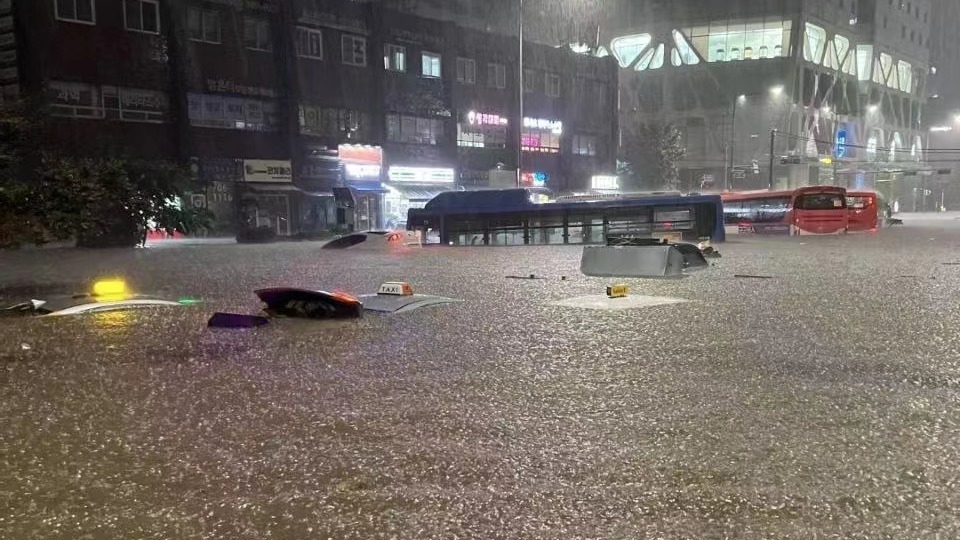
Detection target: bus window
<box><xmin>796</xmin><ymin>193</ymin><xmax>845</xmax><ymax>210</ymax></box>
<box><xmin>846</xmin><ymin>196</ymin><xmax>867</xmax><ymax>209</ymax></box>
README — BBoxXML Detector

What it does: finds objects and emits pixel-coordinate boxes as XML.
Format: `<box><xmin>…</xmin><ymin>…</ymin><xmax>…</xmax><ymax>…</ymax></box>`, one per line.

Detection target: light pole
<box><xmin>517</xmin><ymin>0</ymin><xmax>524</xmax><ymax>188</ymax></box>
<box><xmin>724</xmin><ymin>94</ymin><xmax>746</xmax><ymax>192</ymax></box>
<box><xmin>728</xmin><ymin>85</ymin><xmax>785</xmax><ymax>191</ymax></box>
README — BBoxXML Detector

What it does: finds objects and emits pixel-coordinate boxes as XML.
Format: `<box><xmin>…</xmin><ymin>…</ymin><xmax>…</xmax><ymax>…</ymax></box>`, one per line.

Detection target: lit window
<box><xmin>636</xmin><ymin>43</ymin><xmax>665</xmax><ymax>70</ymax></box>
<box><xmin>610</xmin><ymin>34</ymin><xmax>652</xmax><ymax>68</ymax></box>
<box><xmin>688</xmin><ymin>21</ymin><xmax>791</xmax><ymax>63</ymax></box>
<box><xmin>672</xmin><ymin>30</ymin><xmax>700</xmax><ymax>65</ymax></box>
<box><xmin>296</xmin><ymin>27</ymin><xmax>323</xmax><ymax>60</ymax></box>
<box><xmin>55</xmin><ymin>0</ymin><xmax>95</xmax><ymax>24</ymax></box>
<box><xmin>342</xmin><ymin>35</ymin><xmax>367</xmax><ymax>66</ymax></box>
<box><xmin>545</xmin><ymin>73</ymin><xmax>560</xmax><ymax>97</ymax></box>
<box><xmin>187</xmin><ymin>7</ymin><xmax>220</xmax><ymax>44</ymax></box>
<box><xmin>487</xmin><ymin>63</ymin><xmax>506</xmax><ymax>89</ymax></box>
<box><xmin>803</xmin><ymin>22</ymin><xmax>827</xmax><ymax>64</ymax></box>
<box><xmin>898</xmin><ymin>60</ymin><xmax>912</xmax><ymax>92</ymax></box>
<box><xmin>124</xmin><ymin>0</ymin><xmax>159</xmax><ymax>34</ymax></box>
<box><xmin>384</xmin><ymin>44</ymin><xmax>406</xmax><ymax>72</ymax></box>
<box><xmin>456</xmin><ymin>57</ymin><xmax>476</xmax><ymax>84</ymax></box>
<box><xmin>856</xmin><ymin>44</ymin><xmax>873</xmax><ymax>81</ymax></box>
<box><xmin>243</xmin><ymin>17</ymin><xmax>271</xmax><ymax>51</ymax></box>
<box><xmin>421</xmin><ymin>52</ymin><xmax>441</xmax><ymax>78</ymax></box>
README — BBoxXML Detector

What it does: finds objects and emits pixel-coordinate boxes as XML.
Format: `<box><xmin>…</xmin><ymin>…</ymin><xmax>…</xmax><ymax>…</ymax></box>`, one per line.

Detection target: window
<box><xmin>300</xmin><ymin>106</ymin><xmax>369</xmax><ymax>139</ymax></box>
<box><xmin>342</xmin><ymin>35</ymin><xmax>367</xmax><ymax>66</ymax></box>
<box><xmin>456</xmin><ymin>57</ymin><xmax>476</xmax><ymax>84</ymax></box>
<box><xmin>910</xmin><ymin>29</ymin><xmax>915</xmax><ymax>43</ymax></box>
<box><xmin>102</xmin><ymin>86</ymin><xmax>168</xmax><ymax>122</ymax></box>
<box><xmin>610</xmin><ymin>33</ymin><xmax>652</xmax><ymax>67</ymax></box>
<box><xmin>522</xmin><ymin>120</ymin><xmax>562</xmax><ymax>153</ymax></box>
<box><xmin>386</xmin><ymin>114</ymin><xmax>444</xmax><ymax>145</ymax></box>
<box><xmin>488</xmin><ymin>63</ymin><xmax>506</xmax><ymax>89</ymax></box>
<box><xmin>187</xmin><ymin>7</ymin><xmax>220</xmax><ymax>44</ymax></box>
<box><xmin>796</xmin><ymin>192</ymin><xmax>845</xmax><ymax>210</ymax></box>
<box><xmin>545</xmin><ymin>73</ymin><xmax>560</xmax><ymax>97</ymax></box>
<box><xmin>384</xmin><ymin>44</ymin><xmax>406</xmax><ymax>72</ymax></box>
<box><xmin>55</xmin><ymin>0</ymin><xmax>95</xmax><ymax>24</ymax></box>
<box><xmin>883</xmin><ymin>16</ymin><xmax>887</xmax><ymax>29</ymax></box>
<box><xmin>523</xmin><ymin>69</ymin><xmax>537</xmax><ymax>93</ymax></box>
<box><xmin>687</xmin><ymin>21</ymin><xmax>791</xmax><ymax>64</ymax></box>
<box><xmin>457</xmin><ymin>122</ymin><xmax>507</xmax><ymax>148</ymax></box>
<box><xmin>296</xmin><ymin>27</ymin><xmax>322</xmax><ymax>60</ymax></box>
<box><xmin>803</xmin><ymin>22</ymin><xmax>827</xmax><ymax>63</ymax></box>
<box><xmin>47</xmin><ymin>81</ymin><xmax>102</xmax><ymax>118</ymax></box>
<box><xmin>421</xmin><ymin>52</ymin><xmax>441</xmax><ymax>78</ymax></box>
<box><xmin>124</xmin><ymin>0</ymin><xmax>159</xmax><ymax>33</ymax></box>
<box><xmin>572</xmin><ymin>134</ymin><xmax>597</xmax><ymax>156</ymax></box>
<box><xmin>188</xmin><ymin>93</ymin><xmax>277</xmax><ymax>131</ymax></box>
<box><xmin>243</xmin><ymin>17</ymin><xmax>271</xmax><ymax>51</ymax></box>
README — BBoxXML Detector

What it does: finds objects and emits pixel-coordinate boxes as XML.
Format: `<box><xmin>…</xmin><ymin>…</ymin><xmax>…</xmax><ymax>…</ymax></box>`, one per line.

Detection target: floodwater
<box><xmin>2</xmin><ymin>220</ymin><xmax>960</xmax><ymax>539</ymax></box>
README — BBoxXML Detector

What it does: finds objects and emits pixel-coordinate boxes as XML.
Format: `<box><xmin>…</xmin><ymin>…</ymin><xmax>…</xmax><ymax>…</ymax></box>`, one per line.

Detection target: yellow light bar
<box><xmin>92</xmin><ymin>279</ymin><xmax>130</xmax><ymax>298</ymax></box>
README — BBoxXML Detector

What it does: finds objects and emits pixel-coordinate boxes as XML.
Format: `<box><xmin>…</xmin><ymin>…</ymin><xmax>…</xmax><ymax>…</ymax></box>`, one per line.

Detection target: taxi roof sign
<box><xmin>92</xmin><ymin>279</ymin><xmax>129</xmax><ymax>297</ymax></box>
<box><xmin>606</xmin><ymin>284</ymin><xmax>629</xmax><ymax>298</ymax></box>
<box><xmin>378</xmin><ymin>282</ymin><xmax>414</xmax><ymax>296</ymax></box>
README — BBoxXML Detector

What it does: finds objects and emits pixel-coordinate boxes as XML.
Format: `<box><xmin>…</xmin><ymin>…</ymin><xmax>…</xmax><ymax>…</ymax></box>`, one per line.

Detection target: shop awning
<box><xmin>244</xmin><ymin>184</ymin><xmax>332</xmax><ymax>197</ymax></box>
<box><xmin>246</xmin><ymin>183</ymin><xmax>301</xmax><ymax>193</ymax></box>
<box><xmin>347</xmin><ymin>181</ymin><xmax>388</xmax><ymax>193</ymax></box>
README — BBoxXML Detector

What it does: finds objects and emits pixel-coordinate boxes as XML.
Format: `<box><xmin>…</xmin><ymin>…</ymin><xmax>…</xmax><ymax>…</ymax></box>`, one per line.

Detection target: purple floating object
<box><xmin>208</xmin><ymin>312</ymin><xmax>269</xmax><ymax>328</ymax></box>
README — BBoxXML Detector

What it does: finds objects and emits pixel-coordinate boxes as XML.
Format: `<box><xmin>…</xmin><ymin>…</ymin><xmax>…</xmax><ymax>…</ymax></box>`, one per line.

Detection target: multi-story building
<box><xmin>922</xmin><ymin>0</ymin><xmax>960</xmax><ymax>210</ymax></box>
<box><xmin>541</xmin><ymin>0</ymin><xmax>934</xmax><ymax>198</ymax></box>
<box><xmin>4</xmin><ymin>0</ymin><xmax>618</xmax><ymax>236</ymax></box>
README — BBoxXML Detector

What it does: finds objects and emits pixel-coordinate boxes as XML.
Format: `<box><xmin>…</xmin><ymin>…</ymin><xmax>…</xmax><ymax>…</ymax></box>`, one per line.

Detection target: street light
<box><xmin>770</xmin><ymin>84</ymin><xmax>785</xmax><ymax>97</ymax></box>
<box><xmin>867</xmin><ymin>104</ymin><xmax>879</xmax><ymax>114</ymax></box>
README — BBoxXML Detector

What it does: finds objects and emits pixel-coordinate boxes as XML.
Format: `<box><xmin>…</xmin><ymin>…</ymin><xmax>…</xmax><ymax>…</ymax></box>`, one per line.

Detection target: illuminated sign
<box><xmin>340</xmin><ymin>144</ymin><xmax>383</xmax><ymax>180</ymax></box>
<box><xmin>591</xmin><ymin>175</ymin><xmax>620</xmax><ymax>190</ymax></box>
<box><xmin>344</xmin><ymin>164</ymin><xmax>381</xmax><ymax>179</ymax></box>
<box><xmin>243</xmin><ymin>160</ymin><xmax>293</xmax><ymax>183</ymax></box>
<box><xmin>835</xmin><ymin>129</ymin><xmax>847</xmax><ymax>158</ymax></box>
<box><xmin>388</xmin><ymin>166</ymin><xmax>455</xmax><ymax>184</ymax></box>
<box><xmin>520</xmin><ymin>171</ymin><xmax>548</xmax><ymax>187</ymax></box>
<box><xmin>467</xmin><ymin>110</ymin><xmax>508</xmax><ymax>127</ymax></box>
<box><xmin>523</xmin><ymin>117</ymin><xmax>563</xmax><ymax>135</ymax></box>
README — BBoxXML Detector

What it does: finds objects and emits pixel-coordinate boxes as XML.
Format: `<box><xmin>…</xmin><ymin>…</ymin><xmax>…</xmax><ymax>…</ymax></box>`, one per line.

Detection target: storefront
<box><xmin>238</xmin><ymin>159</ymin><xmax>299</xmax><ymax>237</ymax></box>
<box><xmin>340</xmin><ymin>144</ymin><xmax>386</xmax><ymax>230</ymax></box>
<box><xmin>299</xmin><ymin>145</ymin><xmax>340</xmax><ymax>234</ymax></box>
<box><xmin>384</xmin><ymin>166</ymin><xmax>456</xmax><ymax>228</ymax></box>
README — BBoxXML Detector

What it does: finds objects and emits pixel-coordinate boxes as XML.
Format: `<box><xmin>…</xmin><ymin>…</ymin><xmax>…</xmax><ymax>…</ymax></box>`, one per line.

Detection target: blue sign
<box><xmin>835</xmin><ymin>129</ymin><xmax>847</xmax><ymax>158</ymax></box>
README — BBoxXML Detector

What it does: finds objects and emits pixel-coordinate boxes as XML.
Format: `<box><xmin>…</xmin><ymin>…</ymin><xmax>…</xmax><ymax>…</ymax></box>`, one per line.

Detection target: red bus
<box><xmin>846</xmin><ymin>190</ymin><xmax>880</xmax><ymax>232</ymax></box>
<box><xmin>722</xmin><ymin>186</ymin><xmax>849</xmax><ymax>236</ymax></box>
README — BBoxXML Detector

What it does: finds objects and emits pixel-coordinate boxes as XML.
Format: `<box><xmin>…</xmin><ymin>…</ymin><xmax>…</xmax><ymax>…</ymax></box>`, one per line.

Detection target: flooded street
<box><xmin>3</xmin><ymin>221</ymin><xmax>960</xmax><ymax>539</ymax></box>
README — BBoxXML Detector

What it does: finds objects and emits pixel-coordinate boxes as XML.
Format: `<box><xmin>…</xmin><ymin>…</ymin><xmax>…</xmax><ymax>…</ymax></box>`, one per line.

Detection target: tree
<box><xmin>619</xmin><ymin>120</ymin><xmax>686</xmax><ymax>191</ymax></box>
<box><xmin>0</xmin><ymin>102</ymin><xmax>212</xmax><ymax>248</ymax></box>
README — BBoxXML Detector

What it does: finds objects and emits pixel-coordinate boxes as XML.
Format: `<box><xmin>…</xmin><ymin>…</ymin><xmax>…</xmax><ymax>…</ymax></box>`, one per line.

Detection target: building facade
<box><xmin>564</xmin><ymin>0</ymin><xmax>935</xmax><ymax>199</ymax></box>
<box><xmin>5</xmin><ymin>0</ymin><xmax>618</xmax><ymax>235</ymax></box>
